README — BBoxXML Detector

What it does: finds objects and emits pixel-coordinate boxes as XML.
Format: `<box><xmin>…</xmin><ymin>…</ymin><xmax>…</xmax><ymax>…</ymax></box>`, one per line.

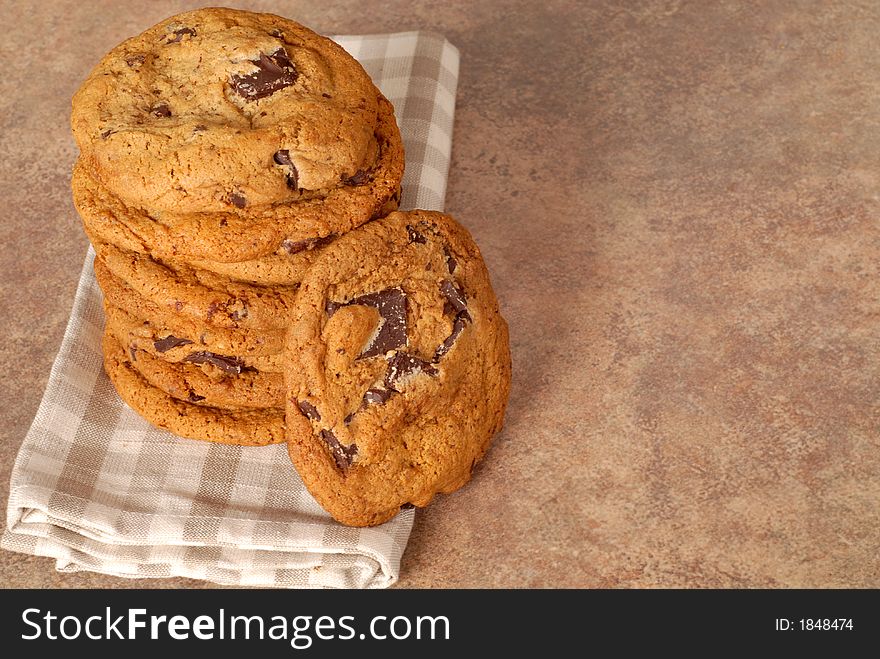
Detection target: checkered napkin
<box><xmin>2</xmin><ymin>32</ymin><xmax>460</xmax><ymax>588</ymax></box>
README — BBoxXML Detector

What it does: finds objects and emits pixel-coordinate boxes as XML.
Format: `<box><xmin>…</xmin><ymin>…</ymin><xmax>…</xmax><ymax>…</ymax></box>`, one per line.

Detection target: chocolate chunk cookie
<box><xmin>104</xmin><ymin>303</ymin><xmax>286</xmax><ymax>375</ymax></box>
<box><xmin>74</xmin><ymin>8</ymin><xmax>380</xmax><ymax>213</ymax></box>
<box><xmin>71</xmin><ymin>8</ymin><xmax>404</xmax><ymax>263</ymax></box>
<box><xmin>284</xmin><ymin>211</ymin><xmax>511</xmax><ymax>526</ymax></box>
<box><xmin>103</xmin><ymin>331</ymin><xmax>285</xmax><ymax>445</ymax></box>
<box><xmin>95</xmin><ymin>242</ymin><xmax>298</xmax><ymax>331</ymax></box>
<box><xmin>97</xmin><ymin>263</ymin><xmax>286</xmax><ymax>369</ymax></box>
<box><xmin>128</xmin><ymin>342</ymin><xmax>285</xmax><ymax>409</ymax></box>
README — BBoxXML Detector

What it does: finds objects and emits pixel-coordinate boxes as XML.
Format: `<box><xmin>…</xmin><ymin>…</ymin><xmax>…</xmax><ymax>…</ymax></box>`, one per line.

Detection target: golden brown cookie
<box><xmin>72</xmin><ymin>93</ymin><xmax>402</xmax><ymax>262</ymax></box>
<box><xmin>95</xmin><ymin>242</ymin><xmax>298</xmax><ymax>331</ymax></box>
<box><xmin>96</xmin><ymin>260</ymin><xmax>286</xmax><ymax>368</ymax></box>
<box><xmin>104</xmin><ymin>303</ymin><xmax>285</xmax><ymax>374</ymax></box>
<box><xmin>70</xmin><ymin>8</ymin><xmax>404</xmax><ymax>263</ymax></box>
<box><xmin>284</xmin><ymin>211</ymin><xmax>511</xmax><ymax>526</ymax></box>
<box><xmin>128</xmin><ymin>342</ymin><xmax>285</xmax><ymax>409</ymax></box>
<box><xmin>103</xmin><ymin>331</ymin><xmax>285</xmax><ymax>445</ymax></box>
<box><xmin>73</xmin><ymin>7</ymin><xmax>381</xmax><ymax>213</ymax></box>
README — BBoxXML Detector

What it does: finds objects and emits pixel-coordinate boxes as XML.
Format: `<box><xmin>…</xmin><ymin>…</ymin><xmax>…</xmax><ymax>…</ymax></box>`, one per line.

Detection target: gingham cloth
<box><xmin>2</xmin><ymin>32</ymin><xmax>460</xmax><ymax>588</ymax></box>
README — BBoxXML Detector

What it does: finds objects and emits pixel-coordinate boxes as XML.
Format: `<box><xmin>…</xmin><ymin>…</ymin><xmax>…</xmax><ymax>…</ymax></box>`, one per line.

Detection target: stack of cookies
<box><xmin>71</xmin><ymin>9</ymin><xmax>403</xmax><ymax>446</ymax></box>
<box><xmin>71</xmin><ymin>8</ymin><xmax>510</xmax><ymax>526</ymax></box>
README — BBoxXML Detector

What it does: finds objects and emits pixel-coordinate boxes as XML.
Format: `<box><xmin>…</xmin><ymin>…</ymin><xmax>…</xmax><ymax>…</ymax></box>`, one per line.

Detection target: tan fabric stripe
<box><xmin>47</xmin><ymin>373</ymin><xmax>122</xmax><ymax>518</ymax></box>
<box><xmin>182</xmin><ymin>443</ymin><xmax>241</xmax><ymax>542</ymax></box>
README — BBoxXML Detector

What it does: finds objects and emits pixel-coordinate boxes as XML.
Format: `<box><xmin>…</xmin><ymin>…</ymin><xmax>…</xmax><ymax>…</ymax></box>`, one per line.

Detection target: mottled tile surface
<box><xmin>1</xmin><ymin>0</ymin><xmax>878</xmax><ymax>588</ymax></box>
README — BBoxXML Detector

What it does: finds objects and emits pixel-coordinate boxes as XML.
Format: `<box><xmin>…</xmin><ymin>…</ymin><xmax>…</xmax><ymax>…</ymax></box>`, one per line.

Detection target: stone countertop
<box><xmin>1</xmin><ymin>0</ymin><xmax>877</xmax><ymax>588</ymax></box>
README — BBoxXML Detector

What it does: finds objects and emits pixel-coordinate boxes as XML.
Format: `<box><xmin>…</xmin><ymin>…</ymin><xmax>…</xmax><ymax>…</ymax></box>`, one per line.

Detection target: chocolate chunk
<box><xmin>229</xmin><ymin>192</ymin><xmax>247</xmax><ymax>208</ymax></box>
<box><xmin>349</xmin><ymin>288</ymin><xmax>408</xmax><ymax>359</ymax></box>
<box><xmin>385</xmin><ymin>353</ymin><xmax>437</xmax><ymax>390</ymax></box>
<box><xmin>320</xmin><ymin>429</ymin><xmax>357</xmax><ymax>470</ymax></box>
<box><xmin>187</xmin><ymin>392</ymin><xmax>206</xmax><ymax>403</ymax></box>
<box><xmin>273</xmin><ymin>150</ymin><xmax>299</xmax><ymax>189</ymax></box>
<box><xmin>444</xmin><ymin>247</ymin><xmax>458</xmax><ymax>273</ymax></box>
<box><xmin>281</xmin><ymin>234</ymin><xmax>335</xmax><ymax>254</ymax></box>
<box><xmin>230</xmin><ymin>49</ymin><xmax>298</xmax><ymax>100</ymax></box>
<box><xmin>281</xmin><ymin>238</ymin><xmax>305</xmax><ymax>254</ymax></box>
<box><xmin>342</xmin><ymin>169</ymin><xmax>370</xmax><ymax>186</ymax></box>
<box><xmin>173</xmin><ymin>300</ymin><xmax>185</xmax><ymax>311</ymax></box>
<box><xmin>128</xmin><ymin>345</ymin><xmax>137</xmax><ymax>363</ymax></box>
<box><xmin>345</xmin><ymin>388</ymin><xmax>394</xmax><ymax>425</ymax></box>
<box><xmin>363</xmin><ymin>388</ymin><xmax>393</xmax><ymax>405</ymax></box>
<box><xmin>100</xmin><ymin>129</ymin><xmax>113</xmax><ymax>139</ymax></box>
<box><xmin>153</xmin><ymin>335</ymin><xmax>194</xmax><ymax>353</ymax></box>
<box><xmin>322</xmin><ymin>92</ymin><xmax>332</xmax><ymax>98</ymax></box>
<box><xmin>167</xmin><ymin>27</ymin><xmax>196</xmax><ymax>44</ymax></box>
<box><xmin>324</xmin><ymin>288</ymin><xmax>408</xmax><ymax>356</ymax></box>
<box><xmin>268</xmin><ymin>28</ymin><xmax>284</xmax><ymax>38</ymax></box>
<box><xmin>400</xmin><ymin>502</ymin><xmax>416</xmax><ymax>510</ymax></box>
<box><xmin>125</xmin><ymin>53</ymin><xmax>145</xmax><ymax>67</ymax></box>
<box><xmin>273</xmin><ymin>149</ymin><xmax>293</xmax><ymax>166</ymax></box>
<box><xmin>151</xmin><ymin>103</ymin><xmax>171</xmax><ymax>118</ymax></box>
<box><xmin>297</xmin><ymin>400</ymin><xmax>321</xmax><ymax>421</ymax></box>
<box><xmin>407</xmin><ymin>225</ymin><xmax>427</xmax><ymax>244</ymax></box>
<box><xmin>434</xmin><ymin>311</ymin><xmax>470</xmax><ymax>361</ymax></box>
<box><xmin>440</xmin><ymin>280</ymin><xmax>468</xmax><ymax>314</ymax></box>
<box><xmin>183</xmin><ymin>351</ymin><xmax>244</xmax><ymax>375</ymax></box>
<box><xmin>193</xmin><ymin>124</ymin><xmax>207</xmax><ymax>132</ymax></box>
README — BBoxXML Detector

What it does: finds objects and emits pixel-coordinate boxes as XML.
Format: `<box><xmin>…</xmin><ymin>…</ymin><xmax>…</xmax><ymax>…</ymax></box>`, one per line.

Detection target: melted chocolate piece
<box><xmin>342</xmin><ymin>169</ymin><xmax>369</xmax><ymax>186</ymax></box>
<box><xmin>153</xmin><ymin>335</ymin><xmax>194</xmax><ymax>353</ymax></box>
<box><xmin>230</xmin><ymin>49</ymin><xmax>298</xmax><ymax>100</ymax></box>
<box><xmin>345</xmin><ymin>387</ymin><xmax>394</xmax><ymax>425</ymax></box>
<box><xmin>320</xmin><ymin>429</ymin><xmax>357</xmax><ymax>470</ymax></box>
<box><xmin>440</xmin><ymin>280</ymin><xmax>468</xmax><ymax>314</ymax></box>
<box><xmin>433</xmin><ymin>311</ymin><xmax>470</xmax><ymax>361</ymax></box>
<box><xmin>273</xmin><ymin>149</ymin><xmax>299</xmax><ymax>189</ymax></box>
<box><xmin>407</xmin><ymin>225</ymin><xmax>427</xmax><ymax>244</ymax></box>
<box><xmin>385</xmin><ymin>353</ymin><xmax>437</xmax><ymax>390</ymax></box>
<box><xmin>151</xmin><ymin>103</ymin><xmax>171</xmax><ymax>118</ymax></box>
<box><xmin>229</xmin><ymin>192</ymin><xmax>247</xmax><ymax>208</ymax></box>
<box><xmin>167</xmin><ymin>27</ymin><xmax>196</xmax><ymax>43</ymax></box>
<box><xmin>298</xmin><ymin>400</ymin><xmax>321</xmax><ymax>421</ymax></box>
<box><xmin>444</xmin><ymin>247</ymin><xmax>458</xmax><ymax>273</ymax></box>
<box><xmin>183</xmin><ymin>351</ymin><xmax>244</xmax><ymax>375</ymax></box>
<box><xmin>363</xmin><ymin>388</ymin><xmax>393</xmax><ymax>405</ymax></box>
<box><xmin>324</xmin><ymin>288</ymin><xmax>408</xmax><ymax>357</ymax></box>
<box><xmin>281</xmin><ymin>234</ymin><xmax>335</xmax><ymax>254</ymax></box>
<box><xmin>350</xmin><ymin>288</ymin><xmax>408</xmax><ymax>359</ymax></box>
<box><xmin>187</xmin><ymin>392</ymin><xmax>206</xmax><ymax>403</ymax></box>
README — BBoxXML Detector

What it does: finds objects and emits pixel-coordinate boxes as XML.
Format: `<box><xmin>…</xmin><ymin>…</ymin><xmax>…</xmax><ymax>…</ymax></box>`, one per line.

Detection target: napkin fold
<box><xmin>2</xmin><ymin>31</ymin><xmax>460</xmax><ymax>588</ymax></box>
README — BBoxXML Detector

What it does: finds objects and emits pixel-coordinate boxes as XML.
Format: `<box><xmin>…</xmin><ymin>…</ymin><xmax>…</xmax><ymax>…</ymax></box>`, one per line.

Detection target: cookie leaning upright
<box><xmin>285</xmin><ymin>211</ymin><xmax>511</xmax><ymax>526</ymax></box>
<box><xmin>71</xmin><ymin>7</ymin><xmax>404</xmax><ymax>262</ymax></box>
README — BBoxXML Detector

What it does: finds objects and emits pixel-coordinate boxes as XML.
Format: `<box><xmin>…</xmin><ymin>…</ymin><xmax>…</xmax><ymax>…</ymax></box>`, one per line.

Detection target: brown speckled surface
<box><xmin>1</xmin><ymin>0</ymin><xmax>878</xmax><ymax>588</ymax></box>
